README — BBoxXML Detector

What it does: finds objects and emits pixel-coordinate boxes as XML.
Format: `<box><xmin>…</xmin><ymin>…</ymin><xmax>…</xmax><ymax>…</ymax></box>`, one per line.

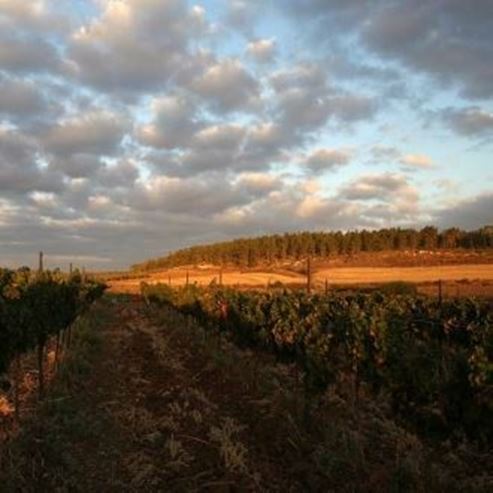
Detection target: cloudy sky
<box><xmin>0</xmin><ymin>0</ymin><xmax>492</xmax><ymax>269</ymax></box>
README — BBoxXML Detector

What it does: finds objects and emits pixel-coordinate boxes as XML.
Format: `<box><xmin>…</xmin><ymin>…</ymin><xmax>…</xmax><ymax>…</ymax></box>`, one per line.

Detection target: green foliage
<box><xmin>142</xmin><ymin>282</ymin><xmax>493</xmax><ymax>443</ymax></box>
<box><xmin>379</xmin><ymin>281</ymin><xmax>418</xmax><ymax>296</ymax></box>
<box><xmin>0</xmin><ymin>267</ymin><xmax>106</xmax><ymax>376</ymax></box>
<box><xmin>132</xmin><ymin>225</ymin><xmax>493</xmax><ymax>271</ymax></box>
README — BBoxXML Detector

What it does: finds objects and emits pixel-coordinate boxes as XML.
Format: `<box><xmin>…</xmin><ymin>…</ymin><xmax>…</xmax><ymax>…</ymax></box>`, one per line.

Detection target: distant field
<box><xmin>108</xmin><ymin>263</ymin><xmax>493</xmax><ymax>296</ymax></box>
<box><xmin>314</xmin><ymin>264</ymin><xmax>493</xmax><ymax>284</ymax></box>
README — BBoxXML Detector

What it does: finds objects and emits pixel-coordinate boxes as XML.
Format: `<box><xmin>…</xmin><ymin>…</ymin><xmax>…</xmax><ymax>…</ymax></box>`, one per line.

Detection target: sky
<box><xmin>0</xmin><ymin>0</ymin><xmax>492</xmax><ymax>270</ymax></box>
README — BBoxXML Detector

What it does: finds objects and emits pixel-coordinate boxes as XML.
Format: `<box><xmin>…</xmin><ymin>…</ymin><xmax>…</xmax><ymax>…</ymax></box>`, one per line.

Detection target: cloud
<box><xmin>138</xmin><ymin>93</ymin><xmax>201</xmax><ymax>149</ymax></box>
<box><xmin>281</xmin><ymin>0</ymin><xmax>493</xmax><ymax>99</ymax></box>
<box><xmin>42</xmin><ymin>110</ymin><xmax>129</xmax><ymax>157</ymax></box>
<box><xmin>441</xmin><ymin>107</ymin><xmax>493</xmax><ymax>137</ymax></box>
<box><xmin>370</xmin><ymin>145</ymin><xmax>401</xmax><ymax>162</ymax></box>
<box><xmin>225</xmin><ymin>0</ymin><xmax>260</xmax><ymax>35</ymax></box>
<box><xmin>189</xmin><ymin>58</ymin><xmax>260</xmax><ymax>112</ymax></box>
<box><xmin>97</xmin><ymin>160</ymin><xmax>140</xmax><ymax>189</ymax></box>
<box><xmin>247</xmin><ymin>38</ymin><xmax>276</xmax><ymax>63</ymax></box>
<box><xmin>0</xmin><ymin>75</ymin><xmax>52</xmax><ymax>120</ymax></box>
<box><xmin>131</xmin><ymin>174</ymin><xmax>250</xmax><ymax>215</ymax></box>
<box><xmin>0</xmin><ymin>34</ymin><xmax>60</xmax><ymax>74</ymax></box>
<box><xmin>271</xmin><ymin>63</ymin><xmax>326</xmax><ymax>94</ymax></box>
<box><xmin>143</xmin><ymin>120</ymin><xmax>288</xmax><ymax>177</ymax></box>
<box><xmin>340</xmin><ymin>172</ymin><xmax>420</xmax><ymax>216</ymax></box>
<box><xmin>368</xmin><ymin>146</ymin><xmax>434</xmax><ymax>171</ymax></box>
<box><xmin>49</xmin><ymin>154</ymin><xmax>103</xmax><ymax>179</ymax></box>
<box><xmin>216</xmin><ymin>179</ymin><xmax>373</xmax><ymax>235</ymax></box>
<box><xmin>327</xmin><ymin>93</ymin><xmax>376</xmax><ymax>122</ymax></box>
<box><xmin>0</xmin><ymin>128</ymin><xmax>63</xmax><ymax>194</ymax></box>
<box><xmin>235</xmin><ymin>172</ymin><xmax>281</xmax><ymax>195</ymax></box>
<box><xmin>400</xmin><ymin>153</ymin><xmax>433</xmax><ymax>169</ymax></box>
<box><xmin>0</xmin><ymin>0</ymin><xmax>490</xmax><ymax>270</ymax></box>
<box><xmin>362</xmin><ymin>1</ymin><xmax>493</xmax><ymax>99</ymax></box>
<box><xmin>193</xmin><ymin>123</ymin><xmax>246</xmax><ymax>150</ymax></box>
<box><xmin>0</xmin><ymin>0</ymin><xmax>70</xmax><ymax>34</ymax></box>
<box><xmin>67</xmin><ymin>0</ymin><xmax>207</xmax><ymax>93</ymax></box>
<box><xmin>271</xmin><ymin>63</ymin><xmax>377</xmax><ymax>138</ymax></box>
<box><xmin>305</xmin><ymin>148</ymin><xmax>351</xmax><ymax>173</ymax></box>
<box><xmin>296</xmin><ymin>195</ymin><xmax>348</xmax><ymax>220</ymax></box>
<box><xmin>436</xmin><ymin>193</ymin><xmax>493</xmax><ymax>229</ymax></box>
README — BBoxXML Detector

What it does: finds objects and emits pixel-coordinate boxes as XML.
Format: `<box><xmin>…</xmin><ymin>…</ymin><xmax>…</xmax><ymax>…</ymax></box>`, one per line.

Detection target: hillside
<box><xmin>131</xmin><ymin>226</ymin><xmax>493</xmax><ymax>272</ymax></box>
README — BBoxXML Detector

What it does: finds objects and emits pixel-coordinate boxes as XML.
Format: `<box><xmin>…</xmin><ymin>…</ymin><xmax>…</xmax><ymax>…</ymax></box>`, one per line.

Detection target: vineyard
<box><xmin>0</xmin><ymin>278</ymin><xmax>491</xmax><ymax>490</ymax></box>
<box><xmin>142</xmin><ymin>283</ymin><xmax>493</xmax><ymax>444</ymax></box>
<box><xmin>0</xmin><ymin>268</ymin><xmax>106</xmax><ymax>411</ymax></box>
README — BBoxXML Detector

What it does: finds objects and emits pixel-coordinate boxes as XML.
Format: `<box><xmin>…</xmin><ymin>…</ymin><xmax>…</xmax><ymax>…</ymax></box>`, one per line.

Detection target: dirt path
<box><xmin>1</xmin><ymin>297</ymin><xmax>310</xmax><ymax>492</ymax></box>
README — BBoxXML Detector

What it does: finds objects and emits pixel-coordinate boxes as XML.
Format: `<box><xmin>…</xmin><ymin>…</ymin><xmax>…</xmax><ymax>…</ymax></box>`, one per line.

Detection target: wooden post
<box><xmin>54</xmin><ymin>331</ymin><xmax>61</xmax><ymax>369</ymax></box>
<box><xmin>306</xmin><ymin>257</ymin><xmax>312</xmax><ymax>294</ymax></box>
<box><xmin>69</xmin><ymin>263</ymin><xmax>73</xmax><ymax>275</ymax></box>
<box><xmin>219</xmin><ymin>268</ymin><xmax>223</xmax><ymax>286</ymax></box>
<box><xmin>37</xmin><ymin>341</ymin><xmax>45</xmax><ymax>400</ymax></box>
<box><xmin>14</xmin><ymin>354</ymin><xmax>21</xmax><ymax>422</ymax></box>
<box><xmin>186</xmin><ymin>271</ymin><xmax>189</xmax><ymax>286</ymax></box>
<box><xmin>325</xmin><ymin>278</ymin><xmax>328</xmax><ymax>296</ymax></box>
<box><xmin>438</xmin><ymin>279</ymin><xmax>443</xmax><ymax>307</ymax></box>
<box><xmin>168</xmin><ymin>275</ymin><xmax>171</xmax><ymax>286</ymax></box>
<box><xmin>38</xmin><ymin>251</ymin><xmax>44</xmax><ymax>273</ymax></box>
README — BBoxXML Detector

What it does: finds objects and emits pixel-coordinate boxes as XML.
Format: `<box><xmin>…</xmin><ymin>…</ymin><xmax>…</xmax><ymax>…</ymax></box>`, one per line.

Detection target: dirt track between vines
<box><xmin>3</xmin><ymin>297</ymin><xmax>492</xmax><ymax>492</ymax></box>
<box><xmin>1</xmin><ymin>297</ymin><xmax>311</xmax><ymax>491</ymax></box>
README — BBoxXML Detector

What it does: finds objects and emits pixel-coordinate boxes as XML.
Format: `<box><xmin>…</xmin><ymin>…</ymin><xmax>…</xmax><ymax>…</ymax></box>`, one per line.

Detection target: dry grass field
<box><xmin>108</xmin><ymin>263</ymin><xmax>493</xmax><ymax>298</ymax></box>
<box><xmin>314</xmin><ymin>264</ymin><xmax>493</xmax><ymax>284</ymax></box>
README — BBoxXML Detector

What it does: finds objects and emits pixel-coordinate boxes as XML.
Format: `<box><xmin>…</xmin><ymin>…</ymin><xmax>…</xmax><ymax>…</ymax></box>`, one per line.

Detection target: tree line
<box><xmin>132</xmin><ymin>225</ymin><xmax>493</xmax><ymax>271</ymax></box>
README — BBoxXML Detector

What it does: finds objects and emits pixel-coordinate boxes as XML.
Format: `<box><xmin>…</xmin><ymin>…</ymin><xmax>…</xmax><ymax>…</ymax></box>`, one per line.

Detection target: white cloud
<box><xmin>340</xmin><ymin>172</ymin><xmax>420</xmax><ymax>217</ymax></box>
<box><xmin>42</xmin><ymin>110</ymin><xmax>129</xmax><ymax>156</ymax></box>
<box><xmin>68</xmin><ymin>0</ymin><xmax>206</xmax><ymax>92</ymax></box>
<box><xmin>138</xmin><ymin>93</ymin><xmax>200</xmax><ymax>149</ymax></box>
<box><xmin>247</xmin><ymin>38</ymin><xmax>276</xmax><ymax>63</ymax></box>
<box><xmin>0</xmin><ymin>75</ymin><xmax>50</xmax><ymax>118</ymax></box>
<box><xmin>190</xmin><ymin>58</ymin><xmax>260</xmax><ymax>112</ymax></box>
<box><xmin>442</xmin><ymin>106</ymin><xmax>493</xmax><ymax>137</ymax></box>
<box><xmin>235</xmin><ymin>172</ymin><xmax>281</xmax><ymax>194</ymax></box>
<box><xmin>305</xmin><ymin>148</ymin><xmax>351</xmax><ymax>173</ymax></box>
<box><xmin>400</xmin><ymin>153</ymin><xmax>433</xmax><ymax>169</ymax></box>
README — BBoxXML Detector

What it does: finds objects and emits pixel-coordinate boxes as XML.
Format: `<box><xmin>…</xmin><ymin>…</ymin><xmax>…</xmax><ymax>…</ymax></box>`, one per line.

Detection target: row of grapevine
<box><xmin>142</xmin><ymin>282</ymin><xmax>492</xmax><ymax>443</ymax></box>
<box><xmin>0</xmin><ymin>268</ymin><xmax>106</xmax><ymax>406</ymax></box>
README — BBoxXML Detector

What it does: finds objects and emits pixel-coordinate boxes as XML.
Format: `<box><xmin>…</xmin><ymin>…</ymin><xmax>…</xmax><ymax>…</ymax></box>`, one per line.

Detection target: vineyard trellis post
<box><xmin>438</xmin><ymin>279</ymin><xmax>443</xmax><ymax>307</ymax></box>
<box><xmin>307</xmin><ymin>257</ymin><xmax>312</xmax><ymax>294</ymax></box>
<box><xmin>14</xmin><ymin>354</ymin><xmax>21</xmax><ymax>421</ymax></box>
<box><xmin>325</xmin><ymin>278</ymin><xmax>328</xmax><ymax>296</ymax></box>
<box><xmin>37</xmin><ymin>250</ymin><xmax>45</xmax><ymax>400</ymax></box>
<box><xmin>219</xmin><ymin>268</ymin><xmax>223</xmax><ymax>286</ymax></box>
<box><xmin>69</xmin><ymin>263</ymin><xmax>73</xmax><ymax>275</ymax></box>
<box><xmin>37</xmin><ymin>342</ymin><xmax>45</xmax><ymax>400</ymax></box>
<box><xmin>186</xmin><ymin>270</ymin><xmax>189</xmax><ymax>286</ymax></box>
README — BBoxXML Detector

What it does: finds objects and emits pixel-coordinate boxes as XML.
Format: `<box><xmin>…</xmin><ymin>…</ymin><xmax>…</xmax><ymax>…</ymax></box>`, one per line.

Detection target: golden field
<box><xmin>108</xmin><ymin>263</ymin><xmax>493</xmax><ymax>297</ymax></box>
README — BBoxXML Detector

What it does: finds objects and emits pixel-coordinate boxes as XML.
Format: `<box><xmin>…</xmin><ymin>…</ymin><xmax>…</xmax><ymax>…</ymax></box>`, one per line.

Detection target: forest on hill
<box><xmin>132</xmin><ymin>225</ymin><xmax>493</xmax><ymax>271</ymax></box>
